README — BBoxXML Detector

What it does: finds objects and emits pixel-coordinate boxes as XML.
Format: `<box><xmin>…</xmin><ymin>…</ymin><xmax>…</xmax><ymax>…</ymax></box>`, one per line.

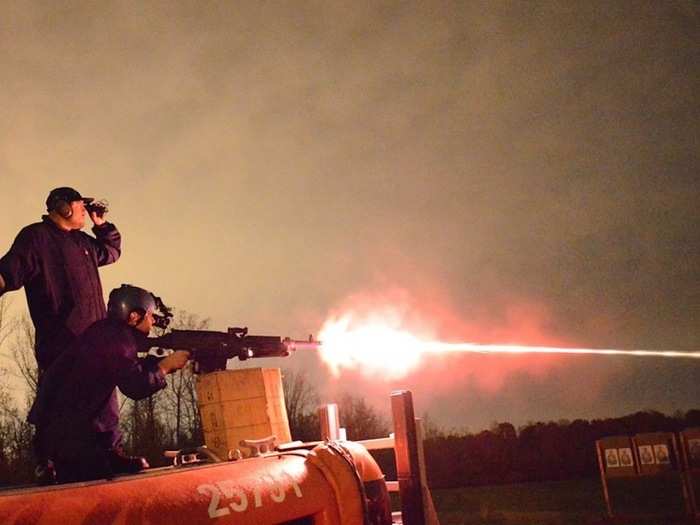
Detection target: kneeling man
<box><xmin>30</xmin><ymin>284</ymin><xmax>190</xmax><ymax>483</ymax></box>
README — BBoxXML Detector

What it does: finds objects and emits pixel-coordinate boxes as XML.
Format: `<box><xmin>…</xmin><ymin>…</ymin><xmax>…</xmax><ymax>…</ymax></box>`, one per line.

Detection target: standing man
<box><xmin>0</xmin><ymin>187</ymin><xmax>121</xmax><ymax>483</ymax></box>
<box><xmin>0</xmin><ymin>186</ymin><xmax>121</xmax><ymax>374</ymax></box>
<box><xmin>31</xmin><ymin>284</ymin><xmax>190</xmax><ymax>483</ymax></box>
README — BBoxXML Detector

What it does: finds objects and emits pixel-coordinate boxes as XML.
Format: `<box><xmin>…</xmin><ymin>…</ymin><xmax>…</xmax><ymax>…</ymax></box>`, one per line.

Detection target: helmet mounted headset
<box><xmin>107</xmin><ymin>284</ymin><xmax>173</xmax><ymax>329</ymax></box>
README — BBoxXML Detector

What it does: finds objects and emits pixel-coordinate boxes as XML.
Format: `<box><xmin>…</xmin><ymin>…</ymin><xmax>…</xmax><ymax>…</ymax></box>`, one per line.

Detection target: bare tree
<box><xmin>282</xmin><ymin>369</ymin><xmax>320</xmax><ymax>442</ymax></box>
<box><xmin>10</xmin><ymin>316</ymin><xmax>37</xmax><ymax>398</ymax></box>
<box><xmin>120</xmin><ymin>391</ymin><xmax>169</xmax><ymax>464</ymax></box>
<box><xmin>338</xmin><ymin>394</ymin><xmax>390</xmax><ymax>441</ymax></box>
<box><xmin>0</xmin><ymin>374</ymin><xmax>34</xmax><ymax>485</ymax></box>
<box><xmin>0</xmin><ymin>298</ymin><xmax>38</xmax><ymax>485</ymax></box>
<box><xmin>282</xmin><ymin>369</ymin><xmax>318</xmax><ymax>430</ymax></box>
<box><xmin>120</xmin><ymin>309</ymin><xmax>210</xmax><ymax>463</ymax></box>
<box><xmin>160</xmin><ymin>310</ymin><xmax>209</xmax><ymax>447</ymax></box>
<box><xmin>0</xmin><ymin>296</ymin><xmax>38</xmax><ymax>400</ymax></box>
<box><xmin>421</xmin><ymin>412</ymin><xmax>445</xmax><ymax>439</ymax></box>
<box><xmin>0</xmin><ymin>296</ymin><xmax>11</xmax><ymax>351</ymax></box>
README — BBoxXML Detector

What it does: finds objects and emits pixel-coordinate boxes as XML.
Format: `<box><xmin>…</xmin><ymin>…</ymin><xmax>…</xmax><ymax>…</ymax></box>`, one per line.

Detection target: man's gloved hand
<box><xmin>159</xmin><ymin>350</ymin><xmax>190</xmax><ymax>375</ymax></box>
<box><xmin>87</xmin><ymin>199</ymin><xmax>109</xmax><ymax>227</ymax></box>
<box><xmin>89</xmin><ymin>209</ymin><xmax>107</xmax><ymax>227</ymax></box>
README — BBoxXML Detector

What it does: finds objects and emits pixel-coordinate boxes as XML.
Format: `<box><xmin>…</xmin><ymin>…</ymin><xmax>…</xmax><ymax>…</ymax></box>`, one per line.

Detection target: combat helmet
<box><xmin>107</xmin><ymin>284</ymin><xmax>172</xmax><ymax>328</ymax></box>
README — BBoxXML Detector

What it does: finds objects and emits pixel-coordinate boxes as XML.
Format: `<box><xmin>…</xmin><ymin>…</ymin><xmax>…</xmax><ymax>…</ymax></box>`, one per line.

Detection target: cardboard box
<box><xmin>196</xmin><ymin>367</ymin><xmax>283</xmax><ymax>404</ymax></box>
<box><xmin>196</xmin><ymin>368</ymin><xmax>291</xmax><ymax>458</ymax></box>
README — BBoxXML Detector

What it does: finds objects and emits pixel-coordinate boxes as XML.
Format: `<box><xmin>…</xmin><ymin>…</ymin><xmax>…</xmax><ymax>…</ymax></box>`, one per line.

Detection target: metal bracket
<box><xmin>164</xmin><ymin>446</ymin><xmax>222</xmax><ymax>466</ymax></box>
<box><xmin>239</xmin><ymin>435</ymin><xmax>277</xmax><ymax>457</ymax></box>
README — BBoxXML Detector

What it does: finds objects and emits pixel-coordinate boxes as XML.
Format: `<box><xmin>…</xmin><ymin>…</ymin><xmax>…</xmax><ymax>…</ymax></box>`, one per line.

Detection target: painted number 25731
<box><xmin>197</xmin><ymin>471</ymin><xmax>303</xmax><ymax>519</ymax></box>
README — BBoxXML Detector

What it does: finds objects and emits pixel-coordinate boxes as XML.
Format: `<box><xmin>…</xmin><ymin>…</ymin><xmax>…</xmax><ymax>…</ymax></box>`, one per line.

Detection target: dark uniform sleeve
<box><xmin>88</xmin><ymin>222</ymin><xmax>121</xmax><ymax>267</ymax></box>
<box><xmin>0</xmin><ymin>227</ymin><xmax>39</xmax><ymax>295</ymax></box>
<box><xmin>115</xmin><ymin>356</ymin><xmax>167</xmax><ymax>401</ymax></box>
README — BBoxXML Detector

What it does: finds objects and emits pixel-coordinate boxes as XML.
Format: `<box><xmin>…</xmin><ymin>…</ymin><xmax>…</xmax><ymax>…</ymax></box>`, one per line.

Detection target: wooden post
<box><xmin>319</xmin><ymin>403</ymin><xmax>340</xmax><ymax>441</ymax></box>
<box><xmin>392</xmin><ymin>390</ymin><xmax>425</xmax><ymax>525</ymax></box>
<box><xmin>674</xmin><ymin>433</ymin><xmax>696</xmax><ymax>517</ymax></box>
<box><xmin>683</xmin><ymin>429</ymin><xmax>700</xmax><ymax>517</ymax></box>
<box><xmin>595</xmin><ymin>440</ymin><xmax>614</xmax><ymax>519</ymax></box>
<box><xmin>680</xmin><ymin>432</ymin><xmax>699</xmax><ymax>517</ymax></box>
<box><xmin>415</xmin><ymin>419</ymin><xmax>440</xmax><ymax>525</ymax></box>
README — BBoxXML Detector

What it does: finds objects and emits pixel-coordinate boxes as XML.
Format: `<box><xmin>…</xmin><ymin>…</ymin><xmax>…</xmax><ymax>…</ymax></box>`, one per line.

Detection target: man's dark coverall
<box><xmin>0</xmin><ymin>216</ymin><xmax>121</xmax><ymax>372</ymax></box>
<box><xmin>30</xmin><ymin>318</ymin><xmax>167</xmax><ymax>483</ymax></box>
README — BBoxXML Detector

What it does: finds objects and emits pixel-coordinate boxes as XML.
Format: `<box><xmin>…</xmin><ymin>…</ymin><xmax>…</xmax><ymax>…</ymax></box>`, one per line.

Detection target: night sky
<box><xmin>1</xmin><ymin>1</ymin><xmax>698</xmax><ymax>431</ymax></box>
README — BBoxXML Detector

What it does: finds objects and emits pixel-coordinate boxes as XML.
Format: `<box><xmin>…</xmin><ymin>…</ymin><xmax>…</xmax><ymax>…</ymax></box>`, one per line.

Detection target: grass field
<box><xmin>427</xmin><ymin>477</ymin><xmax>698</xmax><ymax>525</ymax></box>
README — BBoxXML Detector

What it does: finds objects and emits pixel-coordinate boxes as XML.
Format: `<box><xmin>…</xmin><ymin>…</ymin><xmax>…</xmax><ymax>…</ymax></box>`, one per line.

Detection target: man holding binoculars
<box><xmin>0</xmin><ymin>186</ymin><xmax>121</xmax><ymax>374</ymax></box>
<box><xmin>0</xmin><ymin>186</ymin><xmax>122</xmax><ymax>482</ymax></box>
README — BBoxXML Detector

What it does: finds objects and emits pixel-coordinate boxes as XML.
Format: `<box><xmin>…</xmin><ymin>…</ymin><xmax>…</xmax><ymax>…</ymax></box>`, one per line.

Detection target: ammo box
<box><xmin>196</xmin><ymin>368</ymin><xmax>291</xmax><ymax>458</ymax></box>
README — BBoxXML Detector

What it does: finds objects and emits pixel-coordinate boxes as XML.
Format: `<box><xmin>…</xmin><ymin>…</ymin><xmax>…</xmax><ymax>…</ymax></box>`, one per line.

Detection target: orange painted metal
<box><xmin>0</xmin><ymin>451</ymin><xmax>342</xmax><ymax>525</ymax></box>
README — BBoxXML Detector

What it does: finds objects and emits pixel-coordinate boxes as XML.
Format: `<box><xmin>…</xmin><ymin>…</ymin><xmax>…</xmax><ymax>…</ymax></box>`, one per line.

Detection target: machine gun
<box><xmin>145</xmin><ymin>326</ymin><xmax>320</xmax><ymax>374</ymax></box>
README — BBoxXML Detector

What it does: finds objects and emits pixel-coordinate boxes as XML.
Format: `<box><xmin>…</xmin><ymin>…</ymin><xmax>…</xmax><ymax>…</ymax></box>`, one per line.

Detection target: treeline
<box><xmin>0</xmin><ymin>299</ymin><xmax>35</xmax><ymax>486</ymax></box>
<box><xmin>422</xmin><ymin>409</ymin><xmax>700</xmax><ymax>489</ymax></box>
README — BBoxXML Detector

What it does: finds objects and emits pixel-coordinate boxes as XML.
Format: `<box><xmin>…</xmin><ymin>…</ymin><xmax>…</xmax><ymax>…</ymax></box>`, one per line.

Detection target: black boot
<box><xmin>107</xmin><ymin>447</ymin><xmax>149</xmax><ymax>474</ymax></box>
<box><xmin>34</xmin><ymin>460</ymin><xmax>56</xmax><ymax>485</ymax></box>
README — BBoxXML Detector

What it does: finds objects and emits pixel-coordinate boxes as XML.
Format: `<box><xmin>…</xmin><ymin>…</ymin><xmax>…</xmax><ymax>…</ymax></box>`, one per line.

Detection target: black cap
<box><xmin>46</xmin><ymin>187</ymin><xmax>93</xmax><ymax>212</ymax></box>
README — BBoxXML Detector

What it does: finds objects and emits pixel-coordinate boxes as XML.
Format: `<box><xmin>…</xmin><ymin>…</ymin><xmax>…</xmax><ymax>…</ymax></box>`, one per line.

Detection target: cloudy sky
<box><xmin>1</xmin><ymin>1</ymin><xmax>698</xmax><ymax>430</ymax></box>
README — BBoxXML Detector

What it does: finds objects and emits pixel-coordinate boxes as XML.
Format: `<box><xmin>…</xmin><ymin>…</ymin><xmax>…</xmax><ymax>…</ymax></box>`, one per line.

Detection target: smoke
<box><xmin>315</xmin><ymin>287</ymin><xmax>591</xmax><ymax>390</ymax></box>
<box><xmin>1</xmin><ymin>1</ymin><xmax>698</xmax><ymax>428</ymax></box>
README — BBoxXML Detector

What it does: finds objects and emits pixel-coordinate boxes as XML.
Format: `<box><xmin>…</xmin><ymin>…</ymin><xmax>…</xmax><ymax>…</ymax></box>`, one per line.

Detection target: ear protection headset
<box><xmin>46</xmin><ymin>188</ymin><xmax>91</xmax><ymax>220</ymax></box>
<box><xmin>53</xmin><ymin>199</ymin><xmax>73</xmax><ymax>219</ymax></box>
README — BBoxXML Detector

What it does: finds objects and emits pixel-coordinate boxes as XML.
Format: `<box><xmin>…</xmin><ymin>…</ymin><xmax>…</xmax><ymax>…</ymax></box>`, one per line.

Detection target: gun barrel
<box><xmin>284</xmin><ymin>339</ymin><xmax>322</xmax><ymax>352</ymax></box>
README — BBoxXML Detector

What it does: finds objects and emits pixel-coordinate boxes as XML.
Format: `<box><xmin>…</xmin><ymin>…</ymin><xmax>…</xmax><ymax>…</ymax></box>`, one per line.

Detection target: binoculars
<box><xmin>85</xmin><ymin>200</ymin><xmax>109</xmax><ymax>218</ymax></box>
